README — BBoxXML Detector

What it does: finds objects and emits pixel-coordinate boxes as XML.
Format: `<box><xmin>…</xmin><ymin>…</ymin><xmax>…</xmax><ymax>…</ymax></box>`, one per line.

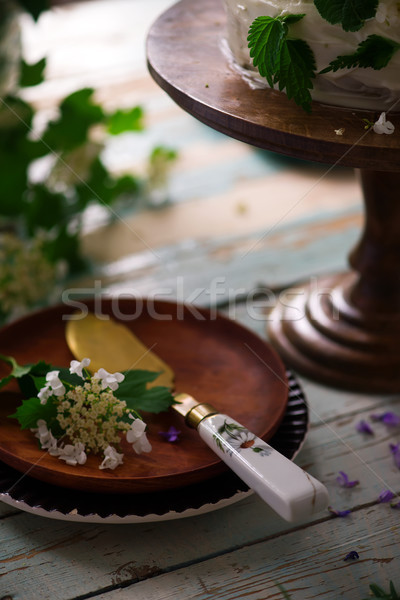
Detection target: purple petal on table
<box><xmin>158</xmin><ymin>426</ymin><xmax>181</xmax><ymax>443</ymax></box>
<box><xmin>389</xmin><ymin>443</ymin><xmax>400</xmax><ymax>469</ymax></box>
<box><xmin>381</xmin><ymin>412</ymin><xmax>400</xmax><ymax>426</ymax></box>
<box><xmin>370</xmin><ymin>412</ymin><xmax>400</xmax><ymax>426</ymax></box>
<box><xmin>378</xmin><ymin>489</ymin><xmax>395</xmax><ymax>503</ymax></box>
<box><xmin>344</xmin><ymin>550</ymin><xmax>359</xmax><ymax>561</ymax></box>
<box><xmin>355</xmin><ymin>420</ymin><xmax>374</xmax><ymax>435</ymax></box>
<box><xmin>328</xmin><ymin>506</ymin><xmax>351</xmax><ymax>517</ymax></box>
<box><xmin>336</xmin><ymin>471</ymin><xmax>359</xmax><ymax>488</ymax></box>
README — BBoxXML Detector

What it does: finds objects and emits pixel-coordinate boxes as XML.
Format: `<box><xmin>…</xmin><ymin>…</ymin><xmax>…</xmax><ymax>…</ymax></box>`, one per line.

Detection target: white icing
<box><xmin>223</xmin><ymin>0</ymin><xmax>400</xmax><ymax>109</ymax></box>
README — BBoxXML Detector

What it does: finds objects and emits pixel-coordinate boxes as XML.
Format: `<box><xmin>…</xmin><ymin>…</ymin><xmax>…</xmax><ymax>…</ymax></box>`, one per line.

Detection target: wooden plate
<box><xmin>0</xmin><ymin>298</ymin><xmax>288</xmax><ymax>493</ymax></box>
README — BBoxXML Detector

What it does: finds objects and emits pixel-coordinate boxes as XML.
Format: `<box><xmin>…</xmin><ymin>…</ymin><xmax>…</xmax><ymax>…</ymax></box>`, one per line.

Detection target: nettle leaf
<box><xmin>320</xmin><ymin>34</ymin><xmax>400</xmax><ymax>73</ymax></box>
<box><xmin>314</xmin><ymin>0</ymin><xmax>379</xmax><ymax>32</ymax></box>
<box><xmin>278</xmin><ymin>39</ymin><xmax>316</xmax><ymax>112</ymax></box>
<box><xmin>248</xmin><ymin>16</ymin><xmax>287</xmax><ymax>86</ymax></box>
<box><xmin>9</xmin><ymin>396</ymin><xmax>59</xmax><ymax>431</ymax></box>
<box><xmin>107</xmin><ymin>106</ymin><xmax>144</xmax><ymax>135</ymax></box>
<box><xmin>248</xmin><ymin>14</ymin><xmax>315</xmax><ymax>111</ymax></box>
<box><xmin>117</xmin><ymin>370</ymin><xmax>175</xmax><ymax>414</ymax></box>
<box><xmin>19</xmin><ymin>57</ymin><xmax>46</xmax><ymax>88</ymax></box>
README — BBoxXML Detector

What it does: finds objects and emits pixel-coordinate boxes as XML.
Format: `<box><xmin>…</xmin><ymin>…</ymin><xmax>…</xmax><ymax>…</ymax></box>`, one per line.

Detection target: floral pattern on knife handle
<box><xmin>213</xmin><ymin>420</ymin><xmax>272</xmax><ymax>457</ymax></box>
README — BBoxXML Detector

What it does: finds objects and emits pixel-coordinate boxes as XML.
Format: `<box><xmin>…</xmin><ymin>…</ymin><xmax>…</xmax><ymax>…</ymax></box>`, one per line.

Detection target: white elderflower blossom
<box><xmin>38</xmin><ymin>370</ymin><xmax>66</xmax><ymax>404</ymax></box>
<box><xmin>99</xmin><ymin>445</ymin><xmax>124</xmax><ymax>470</ymax></box>
<box><xmin>69</xmin><ymin>358</ymin><xmax>91</xmax><ymax>379</ymax></box>
<box><xmin>126</xmin><ymin>415</ymin><xmax>152</xmax><ymax>454</ymax></box>
<box><xmin>30</xmin><ymin>360</ymin><xmax>154</xmax><ymax>470</ymax></box>
<box><xmin>93</xmin><ymin>368</ymin><xmax>124</xmax><ymax>391</ymax></box>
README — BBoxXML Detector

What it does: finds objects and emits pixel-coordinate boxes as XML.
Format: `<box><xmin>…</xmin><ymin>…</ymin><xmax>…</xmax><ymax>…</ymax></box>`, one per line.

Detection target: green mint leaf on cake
<box><xmin>320</xmin><ymin>34</ymin><xmax>400</xmax><ymax>73</ymax></box>
<box><xmin>314</xmin><ymin>0</ymin><xmax>379</xmax><ymax>32</ymax></box>
<box><xmin>248</xmin><ymin>15</ymin><xmax>316</xmax><ymax>112</ymax></box>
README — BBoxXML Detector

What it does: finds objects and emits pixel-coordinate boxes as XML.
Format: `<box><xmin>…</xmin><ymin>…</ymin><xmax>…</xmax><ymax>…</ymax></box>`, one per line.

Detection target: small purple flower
<box><xmin>158</xmin><ymin>426</ymin><xmax>181</xmax><ymax>443</ymax></box>
<box><xmin>355</xmin><ymin>420</ymin><xmax>374</xmax><ymax>435</ymax></box>
<box><xmin>378</xmin><ymin>489</ymin><xmax>395</xmax><ymax>503</ymax></box>
<box><xmin>371</xmin><ymin>412</ymin><xmax>400</xmax><ymax>426</ymax></box>
<box><xmin>328</xmin><ymin>506</ymin><xmax>351</xmax><ymax>517</ymax></box>
<box><xmin>344</xmin><ymin>550</ymin><xmax>359</xmax><ymax>561</ymax></box>
<box><xmin>389</xmin><ymin>443</ymin><xmax>400</xmax><ymax>469</ymax></box>
<box><xmin>336</xmin><ymin>471</ymin><xmax>359</xmax><ymax>488</ymax></box>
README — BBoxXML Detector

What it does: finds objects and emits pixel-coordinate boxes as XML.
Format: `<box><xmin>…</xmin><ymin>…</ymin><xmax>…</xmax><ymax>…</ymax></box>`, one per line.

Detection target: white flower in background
<box><xmin>99</xmin><ymin>445</ymin><xmax>124</xmax><ymax>470</ymax></box>
<box><xmin>69</xmin><ymin>358</ymin><xmax>91</xmax><ymax>379</ymax></box>
<box><xmin>93</xmin><ymin>368</ymin><xmax>124</xmax><ymax>391</ymax></box>
<box><xmin>126</xmin><ymin>415</ymin><xmax>152</xmax><ymax>454</ymax></box>
<box><xmin>57</xmin><ymin>442</ymin><xmax>87</xmax><ymax>466</ymax></box>
<box><xmin>45</xmin><ymin>370</ymin><xmax>66</xmax><ymax>397</ymax></box>
<box><xmin>373</xmin><ymin>112</ymin><xmax>395</xmax><ymax>134</ymax></box>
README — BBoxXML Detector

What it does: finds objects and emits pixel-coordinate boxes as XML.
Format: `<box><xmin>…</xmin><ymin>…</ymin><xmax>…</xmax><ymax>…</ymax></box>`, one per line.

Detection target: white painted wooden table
<box><xmin>1</xmin><ymin>2</ymin><xmax>400</xmax><ymax>599</ymax></box>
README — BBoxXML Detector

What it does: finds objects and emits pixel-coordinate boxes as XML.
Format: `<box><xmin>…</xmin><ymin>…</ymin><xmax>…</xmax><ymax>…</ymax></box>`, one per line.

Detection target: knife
<box><xmin>66</xmin><ymin>314</ymin><xmax>329</xmax><ymax>522</ymax></box>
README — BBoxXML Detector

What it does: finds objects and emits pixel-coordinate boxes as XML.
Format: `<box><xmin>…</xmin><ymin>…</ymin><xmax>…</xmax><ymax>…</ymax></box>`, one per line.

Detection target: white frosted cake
<box><xmin>223</xmin><ymin>0</ymin><xmax>400</xmax><ymax>110</ymax></box>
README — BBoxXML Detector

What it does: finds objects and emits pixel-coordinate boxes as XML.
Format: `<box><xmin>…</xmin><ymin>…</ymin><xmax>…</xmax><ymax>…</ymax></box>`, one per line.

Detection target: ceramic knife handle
<box><xmin>198</xmin><ymin>413</ymin><xmax>329</xmax><ymax>522</ymax></box>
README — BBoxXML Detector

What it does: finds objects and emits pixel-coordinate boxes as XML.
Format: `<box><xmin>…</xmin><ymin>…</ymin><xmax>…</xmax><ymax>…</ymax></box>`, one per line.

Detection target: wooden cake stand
<box><xmin>147</xmin><ymin>0</ymin><xmax>400</xmax><ymax>393</ymax></box>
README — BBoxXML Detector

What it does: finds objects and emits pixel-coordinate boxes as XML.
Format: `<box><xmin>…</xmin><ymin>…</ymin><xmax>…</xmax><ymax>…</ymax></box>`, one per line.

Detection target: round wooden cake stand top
<box><xmin>147</xmin><ymin>0</ymin><xmax>400</xmax><ymax>393</ymax></box>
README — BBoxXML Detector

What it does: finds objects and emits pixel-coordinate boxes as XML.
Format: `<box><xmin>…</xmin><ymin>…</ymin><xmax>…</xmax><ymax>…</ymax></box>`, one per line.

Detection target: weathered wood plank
<box><xmin>73</xmin><ymin>502</ymin><xmax>400</xmax><ymax>600</ymax></box>
<box><xmin>1</xmin><ymin>401</ymin><xmax>399</xmax><ymax>599</ymax></box>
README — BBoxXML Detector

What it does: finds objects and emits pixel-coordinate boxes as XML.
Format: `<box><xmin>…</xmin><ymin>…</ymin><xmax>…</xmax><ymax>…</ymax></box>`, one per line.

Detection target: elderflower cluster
<box><xmin>33</xmin><ymin>358</ymin><xmax>152</xmax><ymax>470</ymax></box>
<box><xmin>0</xmin><ymin>233</ymin><xmax>65</xmax><ymax>321</ymax></box>
<box><xmin>57</xmin><ymin>380</ymin><xmax>130</xmax><ymax>453</ymax></box>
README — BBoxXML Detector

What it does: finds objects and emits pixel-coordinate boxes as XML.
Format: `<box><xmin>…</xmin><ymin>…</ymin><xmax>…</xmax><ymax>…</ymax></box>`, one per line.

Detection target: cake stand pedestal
<box><xmin>147</xmin><ymin>0</ymin><xmax>400</xmax><ymax>393</ymax></box>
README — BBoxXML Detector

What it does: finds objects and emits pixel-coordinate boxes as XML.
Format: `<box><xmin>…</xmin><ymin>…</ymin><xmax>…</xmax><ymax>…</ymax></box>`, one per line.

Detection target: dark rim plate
<box><xmin>0</xmin><ymin>371</ymin><xmax>307</xmax><ymax>523</ymax></box>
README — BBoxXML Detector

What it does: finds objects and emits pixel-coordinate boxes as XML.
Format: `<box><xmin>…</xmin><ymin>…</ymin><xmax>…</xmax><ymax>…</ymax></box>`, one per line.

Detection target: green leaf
<box><xmin>42</xmin><ymin>225</ymin><xmax>86</xmax><ymax>273</ymax></box>
<box><xmin>0</xmin><ymin>355</ymin><xmax>32</xmax><ymax>391</ymax></box>
<box><xmin>107</xmin><ymin>106</ymin><xmax>144</xmax><ymax>135</ymax></box>
<box><xmin>23</xmin><ymin>184</ymin><xmax>66</xmax><ymax>235</ymax></box>
<box><xmin>278</xmin><ymin>38</ymin><xmax>315</xmax><ymax>112</ymax></box>
<box><xmin>314</xmin><ymin>0</ymin><xmax>379</xmax><ymax>32</ymax></box>
<box><xmin>248</xmin><ymin>16</ymin><xmax>287</xmax><ymax>86</ymax></box>
<box><xmin>9</xmin><ymin>396</ymin><xmax>58</xmax><ymax>430</ymax></box>
<box><xmin>17</xmin><ymin>0</ymin><xmax>49</xmax><ymax>20</ymax></box>
<box><xmin>43</xmin><ymin>88</ymin><xmax>105</xmax><ymax>152</ymax></box>
<box><xmin>117</xmin><ymin>370</ymin><xmax>175</xmax><ymax>414</ymax></box>
<box><xmin>19</xmin><ymin>57</ymin><xmax>46</xmax><ymax>88</ymax></box>
<box><xmin>320</xmin><ymin>34</ymin><xmax>400</xmax><ymax>73</ymax></box>
<box><xmin>248</xmin><ymin>14</ymin><xmax>315</xmax><ymax>111</ymax></box>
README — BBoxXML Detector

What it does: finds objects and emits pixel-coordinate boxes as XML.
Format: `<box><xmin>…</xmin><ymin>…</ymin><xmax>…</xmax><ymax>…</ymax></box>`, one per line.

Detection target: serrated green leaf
<box><xmin>117</xmin><ymin>370</ymin><xmax>175</xmax><ymax>414</ymax></box>
<box><xmin>107</xmin><ymin>106</ymin><xmax>144</xmax><ymax>135</ymax></box>
<box><xmin>19</xmin><ymin>57</ymin><xmax>46</xmax><ymax>88</ymax></box>
<box><xmin>9</xmin><ymin>396</ymin><xmax>59</xmax><ymax>430</ymax></box>
<box><xmin>248</xmin><ymin>14</ymin><xmax>315</xmax><ymax>111</ymax></box>
<box><xmin>277</xmin><ymin>38</ymin><xmax>315</xmax><ymax>112</ymax></box>
<box><xmin>248</xmin><ymin>16</ymin><xmax>286</xmax><ymax>86</ymax></box>
<box><xmin>314</xmin><ymin>0</ymin><xmax>379</xmax><ymax>31</ymax></box>
<box><xmin>320</xmin><ymin>34</ymin><xmax>400</xmax><ymax>73</ymax></box>
<box><xmin>0</xmin><ymin>355</ymin><xmax>33</xmax><ymax>391</ymax></box>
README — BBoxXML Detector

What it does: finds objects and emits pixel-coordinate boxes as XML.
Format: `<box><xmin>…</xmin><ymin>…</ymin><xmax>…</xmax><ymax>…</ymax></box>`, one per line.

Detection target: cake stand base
<box><xmin>269</xmin><ymin>169</ymin><xmax>400</xmax><ymax>393</ymax></box>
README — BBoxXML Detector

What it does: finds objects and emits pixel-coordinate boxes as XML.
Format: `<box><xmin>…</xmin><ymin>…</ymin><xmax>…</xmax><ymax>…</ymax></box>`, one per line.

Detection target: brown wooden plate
<box><xmin>0</xmin><ymin>298</ymin><xmax>288</xmax><ymax>493</ymax></box>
